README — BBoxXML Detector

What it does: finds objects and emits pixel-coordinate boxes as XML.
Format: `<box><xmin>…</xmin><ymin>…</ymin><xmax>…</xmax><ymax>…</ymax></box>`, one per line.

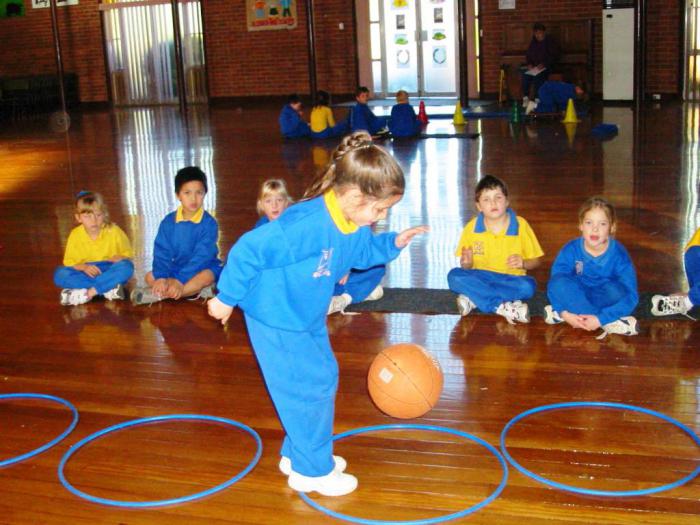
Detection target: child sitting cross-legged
<box><xmin>447</xmin><ymin>175</ymin><xmax>543</xmax><ymax>324</ymax></box>
<box><xmin>131</xmin><ymin>166</ymin><xmax>222</xmax><ymax>305</ymax></box>
<box><xmin>54</xmin><ymin>191</ymin><xmax>134</xmax><ymax>306</ymax></box>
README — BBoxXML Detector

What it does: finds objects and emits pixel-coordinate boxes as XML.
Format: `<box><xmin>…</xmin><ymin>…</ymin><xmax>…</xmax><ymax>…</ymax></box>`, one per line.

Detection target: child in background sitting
<box><xmin>255</xmin><ymin>178</ymin><xmax>293</xmax><ymax>228</ymax></box>
<box><xmin>545</xmin><ymin>197</ymin><xmax>639</xmax><ymax>338</ymax></box>
<box><xmin>349</xmin><ymin>86</ymin><xmax>389</xmax><ymax>135</ymax></box>
<box><xmin>447</xmin><ymin>175</ymin><xmax>543</xmax><ymax>324</ymax></box>
<box><xmin>54</xmin><ymin>191</ymin><xmax>134</xmax><ymax>306</ymax></box>
<box><xmin>131</xmin><ymin>167</ymin><xmax>222</xmax><ymax>305</ymax></box>
<box><xmin>310</xmin><ymin>90</ymin><xmax>349</xmax><ymax>139</ymax></box>
<box><xmin>389</xmin><ymin>90</ymin><xmax>421</xmax><ymax>138</ymax></box>
<box><xmin>651</xmin><ymin>226</ymin><xmax>700</xmax><ymax>319</ymax></box>
<box><xmin>279</xmin><ymin>94</ymin><xmax>312</xmax><ymax>139</ymax></box>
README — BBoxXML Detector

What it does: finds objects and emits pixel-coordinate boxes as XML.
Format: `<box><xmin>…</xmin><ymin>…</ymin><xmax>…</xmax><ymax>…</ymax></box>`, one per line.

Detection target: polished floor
<box><xmin>0</xmin><ymin>102</ymin><xmax>698</xmax><ymax>524</ymax></box>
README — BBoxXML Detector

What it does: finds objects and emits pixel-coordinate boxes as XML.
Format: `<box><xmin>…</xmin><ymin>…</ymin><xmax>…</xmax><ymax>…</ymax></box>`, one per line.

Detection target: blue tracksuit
<box><xmin>686</xmin><ymin>246</ymin><xmax>700</xmax><ymax>306</ymax></box>
<box><xmin>216</xmin><ymin>194</ymin><xmax>402</xmax><ymax>477</ymax></box>
<box><xmin>54</xmin><ymin>260</ymin><xmax>134</xmax><ymax>294</ymax></box>
<box><xmin>547</xmin><ymin>238</ymin><xmax>638</xmax><ymax>326</ymax></box>
<box><xmin>536</xmin><ymin>81</ymin><xmax>577</xmax><ymax>113</ymax></box>
<box><xmin>349</xmin><ymin>103</ymin><xmax>389</xmax><ymax>134</ymax></box>
<box><xmin>389</xmin><ymin>103</ymin><xmax>421</xmax><ymax>138</ymax></box>
<box><xmin>334</xmin><ymin>265</ymin><xmax>385</xmax><ymax>301</ymax></box>
<box><xmin>279</xmin><ymin>104</ymin><xmax>311</xmax><ymax>139</ymax></box>
<box><xmin>152</xmin><ymin>210</ymin><xmax>222</xmax><ymax>284</ymax></box>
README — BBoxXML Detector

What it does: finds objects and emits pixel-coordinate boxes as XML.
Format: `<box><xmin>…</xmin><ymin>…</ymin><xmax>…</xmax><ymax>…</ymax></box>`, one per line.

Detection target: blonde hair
<box><xmin>396</xmin><ymin>90</ymin><xmax>409</xmax><ymax>103</ymax></box>
<box><xmin>256</xmin><ymin>179</ymin><xmax>293</xmax><ymax>216</ymax></box>
<box><xmin>303</xmin><ymin>131</ymin><xmax>405</xmax><ymax>200</ymax></box>
<box><xmin>578</xmin><ymin>196</ymin><xmax>616</xmax><ymax>230</ymax></box>
<box><xmin>75</xmin><ymin>191</ymin><xmax>110</xmax><ymax>224</ymax></box>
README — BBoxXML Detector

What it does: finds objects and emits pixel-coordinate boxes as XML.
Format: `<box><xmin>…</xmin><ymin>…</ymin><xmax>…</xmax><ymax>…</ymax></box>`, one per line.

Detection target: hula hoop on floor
<box><xmin>500</xmin><ymin>401</ymin><xmax>700</xmax><ymax>497</ymax></box>
<box><xmin>298</xmin><ymin>423</ymin><xmax>508</xmax><ymax>525</ymax></box>
<box><xmin>58</xmin><ymin>414</ymin><xmax>262</xmax><ymax>508</ymax></box>
<box><xmin>0</xmin><ymin>393</ymin><xmax>79</xmax><ymax>467</ymax></box>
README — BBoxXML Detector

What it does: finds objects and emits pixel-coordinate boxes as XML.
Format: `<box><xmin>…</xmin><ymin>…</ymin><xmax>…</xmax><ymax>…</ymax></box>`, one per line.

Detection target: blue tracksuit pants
<box><xmin>333</xmin><ymin>265</ymin><xmax>385</xmax><ymax>301</ymax></box>
<box><xmin>686</xmin><ymin>246</ymin><xmax>700</xmax><ymax>306</ymax></box>
<box><xmin>548</xmin><ymin>274</ymin><xmax>627</xmax><ymax>320</ymax></box>
<box><xmin>53</xmin><ymin>260</ymin><xmax>134</xmax><ymax>294</ymax></box>
<box><xmin>244</xmin><ymin>314</ymin><xmax>338</xmax><ymax>478</ymax></box>
<box><xmin>311</xmin><ymin>118</ymin><xmax>350</xmax><ymax>139</ymax></box>
<box><xmin>447</xmin><ymin>268</ymin><xmax>536</xmax><ymax>312</ymax></box>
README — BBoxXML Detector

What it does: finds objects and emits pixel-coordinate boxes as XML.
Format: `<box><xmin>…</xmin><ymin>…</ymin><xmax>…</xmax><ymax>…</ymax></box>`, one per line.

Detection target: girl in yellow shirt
<box><xmin>310</xmin><ymin>90</ymin><xmax>349</xmax><ymax>139</ymax></box>
<box><xmin>54</xmin><ymin>192</ymin><xmax>133</xmax><ymax>306</ymax></box>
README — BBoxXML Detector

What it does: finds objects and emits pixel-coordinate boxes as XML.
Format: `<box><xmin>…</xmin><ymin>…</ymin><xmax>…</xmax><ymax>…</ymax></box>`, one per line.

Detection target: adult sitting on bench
<box><xmin>521</xmin><ymin>22</ymin><xmax>559</xmax><ymax>108</ymax></box>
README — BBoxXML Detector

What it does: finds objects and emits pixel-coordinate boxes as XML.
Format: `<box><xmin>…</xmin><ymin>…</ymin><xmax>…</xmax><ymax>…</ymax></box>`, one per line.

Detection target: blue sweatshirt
<box><xmin>279</xmin><ymin>105</ymin><xmax>311</xmax><ymax>139</ymax></box>
<box><xmin>549</xmin><ymin>238</ymin><xmax>638</xmax><ymax>325</ymax></box>
<box><xmin>350</xmin><ymin>103</ymin><xmax>384</xmax><ymax>134</ymax></box>
<box><xmin>536</xmin><ymin>81</ymin><xmax>577</xmax><ymax>113</ymax></box>
<box><xmin>389</xmin><ymin>103</ymin><xmax>421</xmax><ymax>138</ymax></box>
<box><xmin>152</xmin><ymin>209</ymin><xmax>222</xmax><ymax>283</ymax></box>
<box><xmin>216</xmin><ymin>194</ymin><xmax>402</xmax><ymax>331</ymax></box>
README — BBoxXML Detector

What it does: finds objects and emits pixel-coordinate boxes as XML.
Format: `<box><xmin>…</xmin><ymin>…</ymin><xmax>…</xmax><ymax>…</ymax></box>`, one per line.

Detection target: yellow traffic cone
<box><xmin>453</xmin><ymin>101</ymin><xmax>466</xmax><ymax>125</ymax></box>
<box><xmin>562</xmin><ymin>98</ymin><xmax>579</xmax><ymax>123</ymax></box>
<box><xmin>563</xmin><ymin>122</ymin><xmax>577</xmax><ymax>147</ymax></box>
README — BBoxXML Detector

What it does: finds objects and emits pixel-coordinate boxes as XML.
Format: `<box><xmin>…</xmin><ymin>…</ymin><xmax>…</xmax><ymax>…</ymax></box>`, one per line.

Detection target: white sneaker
<box><xmin>495</xmin><ymin>300</ymin><xmax>530</xmax><ymax>325</ymax></box>
<box><xmin>60</xmin><ymin>288</ymin><xmax>90</xmax><ymax>306</ymax></box>
<box><xmin>456</xmin><ymin>294</ymin><xmax>476</xmax><ymax>316</ymax></box>
<box><xmin>130</xmin><ymin>286</ymin><xmax>163</xmax><ymax>306</ymax></box>
<box><xmin>279</xmin><ymin>455</ymin><xmax>347</xmax><ymax>476</ymax></box>
<box><xmin>651</xmin><ymin>294</ymin><xmax>695</xmax><ymax>319</ymax></box>
<box><xmin>597</xmin><ymin>316</ymin><xmax>639</xmax><ymax>340</ymax></box>
<box><xmin>364</xmin><ymin>285</ymin><xmax>384</xmax><ymax>302</ymax></box>
<box><xmin>288</xmin><ymin>469</ymin><xmax>358</xmax><ymax>496</ymax></box>
<box><xmin>525</xmin><ymin>100</ymin><xmax>538</xmax><ymax>115</ymax></box>
<box><xmin>327</xmin><ymin>293</ymin><xmax>352</xmax><ymax>315</ymax></box>
<box><xmin>522</xmin><ymin>96</ymin><xmax>529</xmax><ymax>108</ymax></box>
<box><xmin>103</xmin><ymin>284</ymin><xmax>125</xmax><ymax>301</ymax></box>
<box><xmin>544</xmin><ymin>305</ymin><xmax>563</xmax><ymax>324</ymax></box>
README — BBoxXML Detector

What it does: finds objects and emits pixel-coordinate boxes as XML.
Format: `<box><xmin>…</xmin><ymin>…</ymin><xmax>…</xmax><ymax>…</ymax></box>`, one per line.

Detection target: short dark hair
<box><xmin>316</xmin><ymin>90</ymin><xmax>330</xmax><ymax>106</ymax></box>
<box><xmin>355</xmin><ymin>86</ymin><xmax>370</xmax><ymax>97</ymax></box>
<box><xmin>475</xmin><ymin>175</ymin><xmax>508</xmax><ymax>201</ymax></box>
<box><xmin>533</xmin><ymin>22</ymin><xmax>546</xmax><ymax>32</ymax></box>
<box><xmin>287</xmin><ymin>94</ymin><xmax>301</xmax><ymax>105</ymax></box>
<box><xmin>175</xmin><ymin>166</ymin><xmax>208</xmax><ymax>194</ymax></box>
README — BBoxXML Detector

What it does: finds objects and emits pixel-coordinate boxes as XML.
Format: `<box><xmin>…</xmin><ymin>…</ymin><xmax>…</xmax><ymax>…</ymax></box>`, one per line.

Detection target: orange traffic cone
<box><xmin>417</xmin><ymin>100</ymin><xmax>429</xmax><ymax>125</ymax></box>
<box><xmin>562</xmin><ymin>98</ymin><xmax>579</xmax><ymax>123</ymax></box>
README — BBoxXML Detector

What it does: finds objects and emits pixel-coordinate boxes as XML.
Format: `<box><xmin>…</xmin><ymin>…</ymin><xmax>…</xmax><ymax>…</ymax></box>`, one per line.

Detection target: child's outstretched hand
<box><xmin>460</xmin><ymin>247</ymin><xmax>473</xmax><ymax>269</ymax></box>
<box><xmin>208</xmin><ymin>296</ymin><xmax>233</xmax><ymax>325</ymax></box>
<box><xmin>395</xmin><ymin>225</ymin><xmax>429</xmax><ymax>248</ymax></box>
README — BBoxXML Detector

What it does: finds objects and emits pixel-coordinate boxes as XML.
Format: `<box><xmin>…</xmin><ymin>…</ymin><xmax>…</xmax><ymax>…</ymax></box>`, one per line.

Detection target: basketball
<box><xmin>367</xmin><ymin>343</ymin><xmax>443</xmax><ymax>419</ymax></box>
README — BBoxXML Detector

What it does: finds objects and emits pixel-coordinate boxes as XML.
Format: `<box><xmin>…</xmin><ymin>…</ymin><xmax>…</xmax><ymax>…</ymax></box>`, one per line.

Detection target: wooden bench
<box><xmin>500</xmin><ymin>19</ymin><xmax>595</xmax><ymax>102</ymax></box>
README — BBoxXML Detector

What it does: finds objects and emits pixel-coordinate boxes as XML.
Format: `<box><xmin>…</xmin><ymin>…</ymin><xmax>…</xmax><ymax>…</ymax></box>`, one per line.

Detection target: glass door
<box><xmin>373</xmin><ymin>0</ymin><xmax>457</xmax><ymax>97</ymax></box>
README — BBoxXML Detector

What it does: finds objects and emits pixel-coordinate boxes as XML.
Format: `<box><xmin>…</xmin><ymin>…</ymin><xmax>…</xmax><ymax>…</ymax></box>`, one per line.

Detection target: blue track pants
<box><xmin>333</xmin><ymin>265</ymin><xmax>385</xmax><ymax>302</ymax></box>
<box><xmin>54</xmin><ymin>260</ymin><xmax>134</xmax><ymax>294</ymax></box>
<box><xmin>547</xmin><ymin>274</ymin><xmax>628</xmax><ymax>325</ymax></box>
<box><xmin>686</xmin><ymin>246</ymin><xmax>700</xmax><ymax>306</ymax></box>
<box><xmin>447</xmin><ymin>268</ymin><xmax>536</xmax><ymax>312</ymax></box>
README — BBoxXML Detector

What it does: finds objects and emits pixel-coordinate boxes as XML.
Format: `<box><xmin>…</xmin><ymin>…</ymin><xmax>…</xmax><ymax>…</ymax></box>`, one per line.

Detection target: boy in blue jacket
<box><xmin>279</xmin><ymin>94</ymin><xmax>312</xmax><ymax>139</ymax></box>
<box><xmin>131</xmin><ymin>167</ymin><xmax>222</xmax><ymax>305</ymax></box>
<box><xmin>350</xmin><ymin>86</ymin><xmax>388</xmax><ymax>135</ymax></box>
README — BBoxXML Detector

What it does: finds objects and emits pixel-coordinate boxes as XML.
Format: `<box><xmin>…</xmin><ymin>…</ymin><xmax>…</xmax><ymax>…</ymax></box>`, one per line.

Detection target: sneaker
<box><xmin>456</xmin><ymin>294</ymin><xmax>476</xmax><ymax>316</ymax></box>
<box><xmin>495</xmin><ymin>300</ymin><xmax>530</xmax><ymax>325</ymax></box>
<box><xmin>130</xmin><ymin>286</ymin><xmax>163</xmax><ymax>306</ymax></box>
<box><xmin>103</xmin><ymin>284</ymin><xmax>125</xmax><ymax>301</ymax></box>
<box><xmin>651</xmin><ymin>294</ymin><xmax>695</xmax><ymax>319</ymax></box>
<box><xmin>596</xmin><ymin>316</ymin><xmax>639</xmax><ymax>340</ymax></box>
<box><xmin>544</xmin><ymin>305</ymin><xmax>563</xmax><ymax>324</ymax></box>
<box><xmin>288</xmin><ymin>469</ymin><xmax>358</xmax><ymax>497</ymax></box>
<box><xmin>364</xmin><ymin>285</ymin><xmax>384</xmax><ymax>302</ymax></box>
<box><xmin>188</xmin><ymin>284</ymin><xmax>216</xmax><ymax>301</ymax></box>
<box><xmin>279</xmin><ymin>455</ymin><xmax>347</xmax><ymax>476</ymax></box>
<box><xmin>522</xmin><ymin>96</ymin><xmax>529</xmax><ymax>108</ymax></box>
<box><xmin>60</xmin><ymin>288</ymin><xmax>90</xmax><ymax>306</ymax></box>
<box><xmin>525</xmin><ymin>100</ymin><xmax>538</xmax><ymax>115</ymax></box>
<box><xmin>327</xmin><ymin>293</ymin><xmax>352</xmax><ymax>315</ymax></box>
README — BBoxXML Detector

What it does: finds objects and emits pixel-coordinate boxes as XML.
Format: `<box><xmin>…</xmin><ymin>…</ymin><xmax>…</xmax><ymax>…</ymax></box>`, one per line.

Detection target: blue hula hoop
<box><xmin>58</xmin><ymin>414</ymin><xmax>262</xmax><ymax>508</ymax></box>
<box><xmin>0</xmin><ymin>393</ymin><xmax>79</xmax><ymax>468</ymax></box>
<box><xmin>500</xmin><ymin>401</ymin><xmax>700</xmax><ymax>497</ymax></box>
<box><xmin>299</xmin><ymin>423</ymin><xmax>508</xmax><ymax>525</ymax></box>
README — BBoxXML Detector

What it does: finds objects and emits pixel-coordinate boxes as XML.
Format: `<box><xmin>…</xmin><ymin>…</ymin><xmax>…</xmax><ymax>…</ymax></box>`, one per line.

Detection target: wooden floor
<box><xmin>0</xmin><ymin>102</ymin><xmax>699</xmax><ymax>524</ymax></box>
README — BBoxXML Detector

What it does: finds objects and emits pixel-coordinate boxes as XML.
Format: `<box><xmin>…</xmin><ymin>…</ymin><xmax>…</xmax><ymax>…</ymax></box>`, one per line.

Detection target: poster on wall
<box><xmin>247</xmin><ymin>0</ymin><xmax>297</xmax><ymax>31</ymax></box>
<box><xmin>32</xmin><ymin>0</ymin><xmax>78</xmax><ymax>8</ymax></box>
<box><xmin>0</xmin><ymin>0</ymin><xmax>24</xmax><ymax>17</ymax></box>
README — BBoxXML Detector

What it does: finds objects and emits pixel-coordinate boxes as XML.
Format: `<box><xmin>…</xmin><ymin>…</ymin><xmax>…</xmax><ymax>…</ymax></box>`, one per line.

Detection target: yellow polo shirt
<box><xmin>310</xmin><ymin>106</ymin><xmax>336</xmax><ymax>133</ymax></box>
<box><xmin>454</xmin><ymin>209</ymin><xmax>543</xmax><ymax>276</ymax></box>
<box><xmin>686</xmin><ymin>227</ymin><xmax>700</xmax><ymax>251</ymax></box>
<box><xmin>63</xmin><ymin>224</ymin><xmax>133</xmax><ymax>266</ymax></box>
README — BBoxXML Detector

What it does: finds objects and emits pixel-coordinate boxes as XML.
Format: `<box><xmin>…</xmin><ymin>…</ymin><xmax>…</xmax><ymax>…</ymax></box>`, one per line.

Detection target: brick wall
<box><xmin>0</xmin><ymin>0</ymin><xmax>107</xmax><ymax>102</ymax></box>
<box><xmin>480</xmin><ymin>0</ymin><xmax>681</xmax><ymax>96</ymax></box>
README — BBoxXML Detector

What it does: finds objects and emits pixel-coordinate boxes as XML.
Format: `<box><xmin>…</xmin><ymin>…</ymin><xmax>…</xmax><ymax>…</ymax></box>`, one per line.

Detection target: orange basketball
<box><xmin>367</xmin><ymin>343</ymin><xmax>443</xmax><ymax>419</ymax></box>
